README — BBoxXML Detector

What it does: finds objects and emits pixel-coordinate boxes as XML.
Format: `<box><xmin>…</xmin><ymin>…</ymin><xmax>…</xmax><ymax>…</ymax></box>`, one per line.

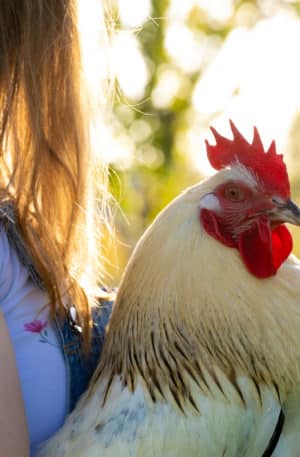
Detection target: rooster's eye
<box><xmin>224</xmin><ymin>186</ymin><xmax>245</xmax><ymax>202</ymax></box>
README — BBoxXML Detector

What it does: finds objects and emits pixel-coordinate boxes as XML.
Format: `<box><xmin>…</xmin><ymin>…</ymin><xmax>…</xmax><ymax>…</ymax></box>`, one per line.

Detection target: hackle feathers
<box><xmin>93</xmin><ymin>169</ymin><xmax>300</xmax><ymax>412</ymax></box>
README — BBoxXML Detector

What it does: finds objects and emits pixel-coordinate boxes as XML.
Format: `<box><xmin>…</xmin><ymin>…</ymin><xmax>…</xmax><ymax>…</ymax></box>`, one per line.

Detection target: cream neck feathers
<box><xmin>95</xmin><ymin>175</ymin><xmax>300</xmax><ymax>410</ymax></box>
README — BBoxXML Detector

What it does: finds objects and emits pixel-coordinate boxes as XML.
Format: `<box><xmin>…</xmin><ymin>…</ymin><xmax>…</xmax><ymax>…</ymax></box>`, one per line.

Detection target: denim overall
<box><xmin>0</xmin><ymin>202</ymin><xmax>113</xmax><ymax>413</ymax></box>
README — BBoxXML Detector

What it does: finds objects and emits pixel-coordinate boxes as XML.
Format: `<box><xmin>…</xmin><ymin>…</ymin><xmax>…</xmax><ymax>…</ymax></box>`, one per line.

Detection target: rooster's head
<box><xmin>201</xmin><ymin>121</ymin><xmax>300</xmax><ymax>278</ymax></box>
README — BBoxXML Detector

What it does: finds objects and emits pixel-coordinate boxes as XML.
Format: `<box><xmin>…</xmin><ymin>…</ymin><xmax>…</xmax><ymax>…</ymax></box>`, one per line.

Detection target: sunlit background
<box><xmin>84</xmin><ymin>0</ymin><xmax>300</xmax><ymax>284</ymax></box>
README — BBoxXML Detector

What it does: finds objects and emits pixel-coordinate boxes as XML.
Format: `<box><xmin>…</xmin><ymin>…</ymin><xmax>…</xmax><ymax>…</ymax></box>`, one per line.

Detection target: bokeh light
<box><xmin>91</xmin><ymin>0</ymin><xmax>300</xmax><ymax>281</ymax></box>
<box><xmin>118</xmin><ymin>0</ymin><xmax>151</xmax><ymax>27</ymax></box>
<box><xmin>112</xmin><ymin>31</ymin><xmax>150</xmax><ymax>100</ymax></box>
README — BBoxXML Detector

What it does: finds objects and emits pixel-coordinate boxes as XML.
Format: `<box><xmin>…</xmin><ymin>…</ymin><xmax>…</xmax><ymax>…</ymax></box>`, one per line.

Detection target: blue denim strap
<box><xmin>55</xmin><ymin>299</ymin><xmax>113</xmax><ymax>413</ymax></box>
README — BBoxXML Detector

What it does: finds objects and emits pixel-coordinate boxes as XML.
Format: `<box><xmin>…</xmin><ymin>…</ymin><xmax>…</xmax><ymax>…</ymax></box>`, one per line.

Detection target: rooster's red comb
<box><xmin>205</xmin><ymin>121</ymin><xmax>290</xmax><ymax>198</ymax></box>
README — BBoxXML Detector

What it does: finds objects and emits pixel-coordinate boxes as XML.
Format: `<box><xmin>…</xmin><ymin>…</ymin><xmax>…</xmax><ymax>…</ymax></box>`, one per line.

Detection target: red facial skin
<box><xmin>200</xmin><ymin>181</ymin><xmax>293</xmax><ymax>279</ymax></box>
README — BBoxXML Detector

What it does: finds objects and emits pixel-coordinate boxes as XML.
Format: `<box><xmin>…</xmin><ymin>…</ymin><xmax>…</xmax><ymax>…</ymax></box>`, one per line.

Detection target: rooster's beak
<box><xmin>270</xmin><ymin>199</ymin><xmax>300</xmax><ymax>226</ymax></box>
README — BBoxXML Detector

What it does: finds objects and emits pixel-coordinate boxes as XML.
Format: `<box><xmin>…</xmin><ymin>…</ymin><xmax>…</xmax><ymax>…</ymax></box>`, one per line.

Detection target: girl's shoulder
<box><xmin>0</xmin><ymin>201</ymin><xmax>44</xmax><ymax>290</ymax></box>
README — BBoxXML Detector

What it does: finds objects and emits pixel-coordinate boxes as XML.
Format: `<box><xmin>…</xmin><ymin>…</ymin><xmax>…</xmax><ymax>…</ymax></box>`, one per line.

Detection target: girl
<box><xmin>0</xmin><ymin>1</ymin><xmax>113</xmax><ymax>455</ymax></box>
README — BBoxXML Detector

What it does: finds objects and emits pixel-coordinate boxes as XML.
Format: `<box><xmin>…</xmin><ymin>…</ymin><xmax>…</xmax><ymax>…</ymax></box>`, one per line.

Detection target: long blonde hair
<box><xmin>0</xmin><ymin>0</ymin><xmax>109</xmax><ymax>344</ymax></box>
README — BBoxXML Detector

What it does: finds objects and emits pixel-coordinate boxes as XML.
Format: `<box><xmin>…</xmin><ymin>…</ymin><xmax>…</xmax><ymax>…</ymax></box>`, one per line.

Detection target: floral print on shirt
<box><xmin>24</xmin><ymin>319</ymin><xmax>57</xmax><ymax>346</ymax></box>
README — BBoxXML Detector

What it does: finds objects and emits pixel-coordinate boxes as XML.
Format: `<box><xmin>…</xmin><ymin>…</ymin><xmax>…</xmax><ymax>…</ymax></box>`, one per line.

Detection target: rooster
<box><xmin>39</xmin><ymin>122</ymin><xmax>300</xmax><ymax>457</ymax></box>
